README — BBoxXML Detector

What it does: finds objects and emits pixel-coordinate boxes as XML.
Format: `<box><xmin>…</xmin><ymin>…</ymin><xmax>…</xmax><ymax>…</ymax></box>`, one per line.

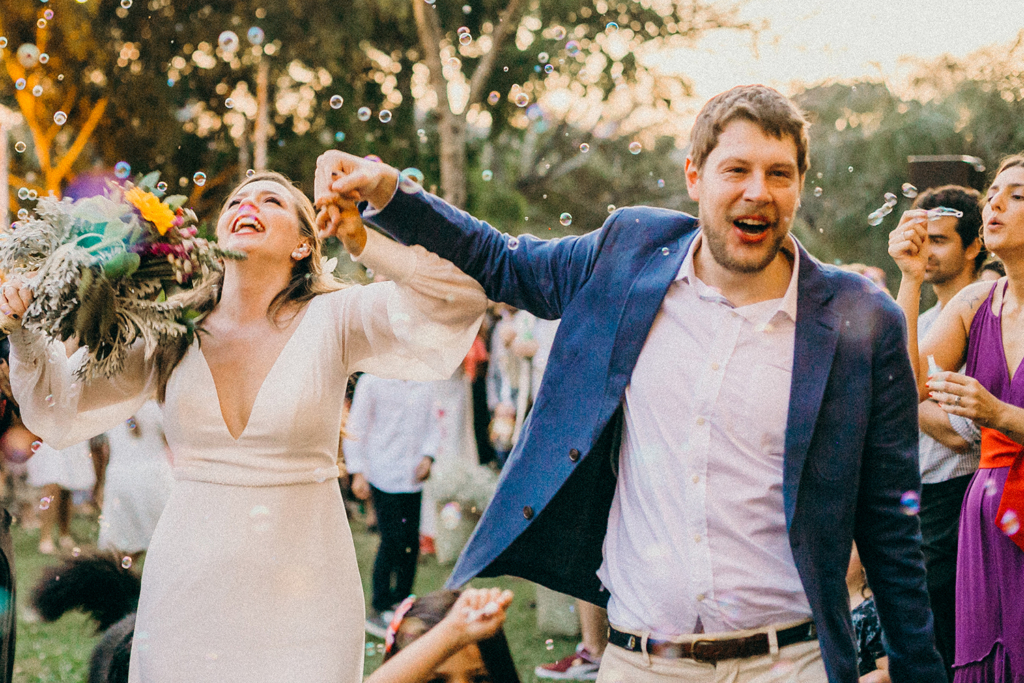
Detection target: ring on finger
<box><xmin>954</xmin><ymin>396</ymin><xmax>962</xmax><ymax>406</ymax></box>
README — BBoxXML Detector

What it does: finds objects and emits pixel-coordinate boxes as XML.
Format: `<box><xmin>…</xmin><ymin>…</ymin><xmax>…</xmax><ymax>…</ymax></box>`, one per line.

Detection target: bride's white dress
<box><xmin>9</xmin><ymin>230</ymin><xmax>487</xmax><ymax>682</ymax></box>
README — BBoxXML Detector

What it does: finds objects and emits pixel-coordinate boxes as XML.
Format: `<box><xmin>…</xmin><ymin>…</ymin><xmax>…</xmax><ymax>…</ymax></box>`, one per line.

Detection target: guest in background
<box><xmin>344</xmin><ymin>374</ymin><xmax>440</xmax><ymax>637</ymax></box>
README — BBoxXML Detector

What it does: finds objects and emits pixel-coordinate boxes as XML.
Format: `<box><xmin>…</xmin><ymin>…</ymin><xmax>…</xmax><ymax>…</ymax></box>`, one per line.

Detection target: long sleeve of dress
<box><xmin>334</xmin><ymin>228</ymin><xmax>488</xmax><ymax>381</ymax></box>
<box><xmin>9</xmin><ymin>329</ymin><xmax>158</xmax><ymax>450</ymax></box>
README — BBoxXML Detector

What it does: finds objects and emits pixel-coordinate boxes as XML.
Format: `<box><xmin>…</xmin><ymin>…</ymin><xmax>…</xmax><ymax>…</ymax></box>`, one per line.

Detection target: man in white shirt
<box><xmin>315</xmin><ymin>84</ymin><xmax>945</xmax><ymax>682</ymax></box>
<box><xmin>343</xmin><ymin>374</ymin><xmax>439</xmax><ymax>637</ymax></box>
<box><xmin>910</xmin><ymin>185</ymin><xmax>984</xmax><ymax>680</ymax></box>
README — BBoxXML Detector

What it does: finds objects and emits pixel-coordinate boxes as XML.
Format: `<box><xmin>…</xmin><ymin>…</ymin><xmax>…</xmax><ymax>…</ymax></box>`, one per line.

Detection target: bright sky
<box><xmin>651</xmin><ymin>0</ymin><xmax>1023</xmax><ymax>99</ymax></box>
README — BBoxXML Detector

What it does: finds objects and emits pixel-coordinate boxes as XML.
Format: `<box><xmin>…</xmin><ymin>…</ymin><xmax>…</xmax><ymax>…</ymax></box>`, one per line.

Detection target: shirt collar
<box><xmin>676</xmin><ymin>232</ymin><xmax>800</xmax><ymax>322</ymax></box>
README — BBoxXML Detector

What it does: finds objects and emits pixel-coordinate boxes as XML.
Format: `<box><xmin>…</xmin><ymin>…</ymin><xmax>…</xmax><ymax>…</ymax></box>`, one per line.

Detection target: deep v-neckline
<box><xmin>993</xmin><ymin>281</ymin><xmax>1024</xmax><ymax>386</ymax></box>
<box><xmin>197</xmin><ymin>299</ymin><xmax>315</xmax><ymax>441</ymax></box>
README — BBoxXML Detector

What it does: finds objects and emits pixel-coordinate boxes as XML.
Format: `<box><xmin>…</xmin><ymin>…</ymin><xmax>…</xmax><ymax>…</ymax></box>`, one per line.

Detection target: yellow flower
<box><xmin>125</xmin><ymin>187</ymin><xmax>176</xmax><ymax>235</ymax></box>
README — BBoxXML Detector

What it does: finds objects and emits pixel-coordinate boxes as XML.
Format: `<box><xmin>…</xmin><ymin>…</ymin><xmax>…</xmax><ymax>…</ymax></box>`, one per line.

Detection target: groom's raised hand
<box><xmin>314</xmin><ymin>151</ymin><xmax>399</xmax><ymax>213</ymax></box>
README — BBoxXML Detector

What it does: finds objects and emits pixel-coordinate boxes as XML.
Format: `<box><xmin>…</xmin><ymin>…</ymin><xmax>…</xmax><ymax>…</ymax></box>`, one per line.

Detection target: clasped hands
<box><xmin>313</xmin><ymin>151</ymin><xmax>401</xmax><ymax>257</ymax></box>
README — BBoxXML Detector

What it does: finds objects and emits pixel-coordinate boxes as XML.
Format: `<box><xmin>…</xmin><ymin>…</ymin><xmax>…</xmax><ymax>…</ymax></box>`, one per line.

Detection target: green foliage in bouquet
<box><xmin>0</xmin><ymin>173</ymin><xmax>244</xmax><ymax>380</ymax></box>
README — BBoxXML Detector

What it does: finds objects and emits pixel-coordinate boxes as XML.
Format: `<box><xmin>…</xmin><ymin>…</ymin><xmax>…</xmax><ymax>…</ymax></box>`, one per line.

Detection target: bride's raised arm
<box><xmin>8</xmin><ymin>329</ymin><xmax>157</xmax><ymax>449</ymax></box>
<box><xmin>330</xmin><ymin>228</ymin><xmax>487</xmax><ymax>380</ymax></box>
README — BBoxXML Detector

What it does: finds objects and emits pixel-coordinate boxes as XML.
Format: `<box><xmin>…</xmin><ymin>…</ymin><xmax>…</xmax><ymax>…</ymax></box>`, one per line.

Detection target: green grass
<box><xmin>11</xmin><ymin>510</ymin><xmax>580</xmax><ymax>682</ymax></box>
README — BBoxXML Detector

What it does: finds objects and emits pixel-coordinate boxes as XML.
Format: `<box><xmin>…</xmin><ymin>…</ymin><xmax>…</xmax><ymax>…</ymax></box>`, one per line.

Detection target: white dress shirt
<box><xmin>343</xmin><ymin>375</ymin><xmax>441</xmax><ymax>493</ymax></box>
<box><xmin>598</xmin><ymin>233</ymin><xmax>813</xmax><ymax>638</ymax></box>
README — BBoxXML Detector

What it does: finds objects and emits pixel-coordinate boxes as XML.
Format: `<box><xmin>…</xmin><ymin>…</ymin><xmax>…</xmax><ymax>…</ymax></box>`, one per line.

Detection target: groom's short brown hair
<box><xmin>689</xmin><ymin>85</ymin><xmax>810</xmax><ymax>177</ymax></box>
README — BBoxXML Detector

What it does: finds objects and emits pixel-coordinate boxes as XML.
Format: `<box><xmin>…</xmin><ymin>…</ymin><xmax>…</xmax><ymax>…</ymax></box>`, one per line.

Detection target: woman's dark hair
<box><xmin>383</xmin><ymin>590</ymin><xmax>520</xmax><ymax>683</ymax></box>
<box><xmin>153</xmin><ymin>171</ymin><xmax>343</xmax><ymax>401</ymax></box>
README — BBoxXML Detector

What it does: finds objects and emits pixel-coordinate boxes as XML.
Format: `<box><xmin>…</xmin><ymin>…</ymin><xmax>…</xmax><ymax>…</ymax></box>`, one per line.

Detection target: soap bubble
<box><xmin>559</xmin><ymin>213</ymin><xmax>572</xmax><ymax>226</ymax></box>
<box><xmin>364</xmin><ymin>154</ymin><xmax>382</xmax><ymax>163</ymax></box>
<box><xmin>0</xmin><ymin>38</ymin><xmax>7</xmax><ymax>49</ymax></box>
<box><xmin>901</xmin><ymin>183</ymin><xmax>918</xmax><ymax>198</ymax></box>
<box><xmin>16</xmin><ymin>44</ymin><xmax>39</xmax><ymax>69</ymax></box>
<box><xmin>566</xmin><ymin>40</ymin><xmax>581</xmax><ymax>56</ymax></box>
<box><xmin>867</xmin><ymin>210</ymin><xmax>884</xmax><ymax>227</ymax></box>
<box><xmin>657</xmin><ymin>179</ymin><xmax>665</xmax><ymax>188</ymax></box>
<box><xmin>399</xmin><ymin>167</ymin><xmax>424</xmax><ymax>194</ymax></box>
<box><xmin>1000</xmin><ymin>510</ymin><xmax>1020</xmax><ymax>536</ymax></box>
<box><xmin>121</xmin><ymin>0</ymin><xmax>132</xmax><ymax>7</ymax></box>
<box><xmin>848</xmin><ymin>166</ymin><xmax>854</xmax><ymax>172</ymax></box>
<box><xmin>552</xmin><ymin>26</ymin><xmax>567</xmax><ymax>40</ymax></box>
<box><xmin>17</xmin><ymin>188</ymin><xmax>29</xmax><ymax>201</ymax></box>
<box><xmin>440</xmin><ymin>502</ymin><xmax>463</xmax><ymax>530</ymax></box>
<box><xmin>246</xmin><ymin>169</ymin><xmax>255</xmax><ymax>178</ymax></box>
<box><xmin>579</xmin><ymin>143</ymin><xmax>589</xmax><ymax>153</ymax></box>
<box><xmin>628</xmin><ymin>141</ymin><xmax>642</xmax><ymax>155</ymax></box>
<box><xmin>38</xmin><ymin>53</ymin><xmax>49</xmax><ymax>64</ymax></box>
<box><xmin>17</xmin><ymin>209</ymin><xmax>28</xmax><ymax>220</ymax></box>
<box><xmin>334</xmin><ymin>131</ymin><xmax>346</xmax><ymax>142</ymax></box>
<box><xmin>224</xmin><ymin>98</ymin><xmax>234</xmax><ymax>109</ymax></box>
<box><xmin>14</xmin><ymin>142</ymin><xmax>26</xmax><ymax>153</ymax></box>
<box><xmin>515</xmin><ymin>93</ymin><xmax>529</xmax><ymax>107</ymax></box>
<box><xmin>462</xmin><ymin>4</ymin><xmax>471</xmax><ymax>12</ymax></box>
<box><xmin>487</xmin><ymin>91</ymin><xmax>500</xmax><ymax>105</ymax></box>
<box><xmin>39</xmin><ymin>496</ymin><xmax>51</xmax><ymax>510</ymax></box>
<box><xmin>545</xmin><ymin>639</ymin><xmax>555</xmax><ymax>651</ymax></box>
<box><xmin>53</xmin><ymin>111</ymin><xmax>67</xmax><ymax>126</ymax></box>
<box><xmin>883</xmin><ymin>192</ymin><xmax>898</xmax><ymax>207</ymax></box>
<box><xmin>44</xmin><ymin>9</ymin><xmax>54</xmax><ymax>19</ymax></box>
<box><xmin>357</xmin><ymin>107</ymin><xmax>371</xmax><ymax>121</ymax></box>
<box><xmin>378</xmin><ymin>109</ymin><xmax>392</xmax><ymax>123</ymax></box>
<box><xmin>459</xmin><ymin>33</ymin><xmax>472</xmax><ymax>45</ymax></box>
<box><xmin>481</xmin><ymin>170</ymin><xmax>493</xmax><ymax>181</ymax></box>
<box><xmin>247</xmin><ymin>26</ymin><xmax>265</xmax><ymax>45</ymax></box>
<box><xmin>121</xmin><ymin>556</ymin><xmax>133</xmax><ymax>569</ymax></box>
<box><xmin>507</xmin><ymin>236</ymin><xmax>520</xmax><ymax>250</ymax></box>
<box><xmin>329</xmin><ymin>95</ymin><xmax>343</xmax><ymax>109</ymax></box>
<box><xmin>605</xmin><ymin>22</ymin><xmax>618</xmax><ymax>33</ymax></box>
<box><xmin>32</xmin><ymin>85</ymin><xmax>43</xmax><ymax>97</ymax></box>
<box><xmin>114</xmin><ymin>161</ymin><xmax>131</xmax><ymax>179</ymax></box>
<box><xmin>218</xmin><ymin>31</ymin><xmax>240</xmax><ymax>53</ymax></box>
<box><xmin>538</xmin><ymin>52</ymin><xmax>549</xmax><ymax>64</ymax></box>
<box><xmin>37</xmin><ymin>19</ymin><xmax>47</xmax><ymax>29</ymax></box>
<box><xmin>900</xmin><ymin>491</ymin><xmax>921</xmax><ymax>515</ymax></box>
<box><xmin>193</xmin><ymin>171</ymin><xmax>207</xmax><ymax>186</ymax></box>
<box><xmin>27</xmin><ymin>190</ymin><xmax>37</xmax><ymax>201</ymax></box>
<box><xmin>814</xmin><ymin>187</ymin><xmax>823</xmax><ymax>197</ymax></box>
<box><xmin>424</xmin><ymin>0</ymin><xmax>435</xmax><ymax>5</ymax></box>
<box><xmin>156</xmin><ymin>181</ymin><xmax>168</xmax><ymax>192</ymax></box>
<box><xmin>607</xmin><ymin>204</ymin><xmax>616</xmax><ymax>213</ymax></box>
<box><xmin>544</xmin><ymin>64</ymin><xmax>554</xmax><ymax>73</ymax></box>
<box><xmin>14</xmin><ymin>79</ymin><xmax>25</xmax><ymax>90</ymax></box>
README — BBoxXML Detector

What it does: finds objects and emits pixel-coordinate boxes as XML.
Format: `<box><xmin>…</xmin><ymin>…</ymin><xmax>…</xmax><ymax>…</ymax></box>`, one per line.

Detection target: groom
<box><xmin>316</xmin><ymin>85</ymin><xmax>944</xmax><ymax>682</ymax></box>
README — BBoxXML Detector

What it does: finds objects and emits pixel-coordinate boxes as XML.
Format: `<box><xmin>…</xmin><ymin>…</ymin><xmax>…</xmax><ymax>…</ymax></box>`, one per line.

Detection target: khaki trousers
<box><xmin>596</xmin><ymin>632</ymin><xmax>826</xmax><ymax>683</ymax></box>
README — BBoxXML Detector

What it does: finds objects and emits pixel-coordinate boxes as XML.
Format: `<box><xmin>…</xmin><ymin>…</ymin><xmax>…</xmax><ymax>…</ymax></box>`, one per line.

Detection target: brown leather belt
<box><xmin>608</xmin><ymin>621</ymin><xmax>817</xmax><ymax>663</ymax></box>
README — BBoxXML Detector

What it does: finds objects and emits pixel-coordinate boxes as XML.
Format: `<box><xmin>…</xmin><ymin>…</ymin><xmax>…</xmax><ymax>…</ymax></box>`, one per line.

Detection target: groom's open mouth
<box><xmin>732</xmin><ymin>216</ymin><xmax>773</xmax><ymax>244</ymax></box>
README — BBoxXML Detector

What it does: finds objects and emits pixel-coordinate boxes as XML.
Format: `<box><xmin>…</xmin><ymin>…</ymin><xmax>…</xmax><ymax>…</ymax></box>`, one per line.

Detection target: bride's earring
<box><xmin>292</xmin><ymin>243</ymin><xmax>310</xmax><ymax>260</ymax></box>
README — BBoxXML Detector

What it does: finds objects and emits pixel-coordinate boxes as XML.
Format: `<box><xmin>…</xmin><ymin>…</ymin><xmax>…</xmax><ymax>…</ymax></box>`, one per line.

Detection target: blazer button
<box><xmin>569</xmin><ymin>448</ymin><xmax>580</xmax><ymax>462</ymax></box>
<box><xmin>523</xmin><ymin>506</ymin><xmax>534</xmax><ymax>520</ymax></box>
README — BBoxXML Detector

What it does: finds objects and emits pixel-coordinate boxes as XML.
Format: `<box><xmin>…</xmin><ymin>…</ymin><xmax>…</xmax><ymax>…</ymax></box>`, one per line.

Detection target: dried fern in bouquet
<box><xmin>0</xmin><ymin>172</ymin><xmax>243</xmax><ymax>380</ymax></box>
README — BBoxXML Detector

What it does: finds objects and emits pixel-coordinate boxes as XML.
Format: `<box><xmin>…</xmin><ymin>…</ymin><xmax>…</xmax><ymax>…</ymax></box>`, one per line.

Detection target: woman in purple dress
<box><xmin>890</xmin><ymin>155</ymin><xmax>1024</xmax><ymax>682</ymax></box>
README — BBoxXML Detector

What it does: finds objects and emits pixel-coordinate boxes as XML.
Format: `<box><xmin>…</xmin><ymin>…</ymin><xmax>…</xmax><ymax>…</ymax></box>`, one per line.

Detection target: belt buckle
<box><xmin>690</xmin><ymin>639</ymin><xmax>718</xmax><ymax>664</ymax></box>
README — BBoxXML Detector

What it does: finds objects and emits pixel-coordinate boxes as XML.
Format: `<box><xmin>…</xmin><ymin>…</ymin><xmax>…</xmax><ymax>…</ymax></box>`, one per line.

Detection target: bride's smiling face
<box><xmin>216</xmin><ymin>179</ymin><xmax>306</xmax><ymax>259</ymax></box>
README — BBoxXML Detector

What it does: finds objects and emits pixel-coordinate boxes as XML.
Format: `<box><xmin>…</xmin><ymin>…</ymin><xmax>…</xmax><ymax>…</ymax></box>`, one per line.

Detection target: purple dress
<box><xmin>956</xmin><ymin>282</ymin><xmax>1024</xmax><ymax>683</ymax></box>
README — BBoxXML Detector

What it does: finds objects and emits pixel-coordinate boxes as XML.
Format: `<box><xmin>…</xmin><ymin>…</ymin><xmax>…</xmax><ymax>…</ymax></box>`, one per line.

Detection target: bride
<box><xmin>0</xmin><ymin>171</ymin><xmax>487</xmax><ymax>682</ymax></box>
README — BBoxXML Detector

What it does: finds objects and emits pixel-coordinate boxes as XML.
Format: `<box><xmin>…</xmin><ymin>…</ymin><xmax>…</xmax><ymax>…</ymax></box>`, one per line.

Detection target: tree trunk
<box><xmin>438</xmin><ymin>114</ymin><xmax>467</xmax><ymax>208</ymax></box>
<box><xmin>253</xmin><ymin>59</ymin><xmax>270</xmax><ymax>172</ymax></box>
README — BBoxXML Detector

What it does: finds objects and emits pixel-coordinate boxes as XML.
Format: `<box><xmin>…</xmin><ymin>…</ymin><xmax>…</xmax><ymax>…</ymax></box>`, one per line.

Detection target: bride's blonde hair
<box><xmin>154</xmin><ymin>171</ymin><xmax>345</xmax><ymax>400</ymax></box>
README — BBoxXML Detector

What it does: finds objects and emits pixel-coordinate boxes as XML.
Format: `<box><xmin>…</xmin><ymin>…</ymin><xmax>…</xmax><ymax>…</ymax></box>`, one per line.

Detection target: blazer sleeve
<box><xmin>853</xmin><ymin>300</ymin><xmax>946</xmax><ymax>682</ymax></box>
<box><xmin>366</xmin><ymin>188</ymin><xmax>613</xmax><ymax>320</ymax></box>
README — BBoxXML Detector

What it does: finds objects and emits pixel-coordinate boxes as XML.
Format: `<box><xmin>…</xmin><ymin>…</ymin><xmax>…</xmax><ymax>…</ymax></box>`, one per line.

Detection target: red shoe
<box><xmin>535</xmin><ymin>643</ymin><xmax>601</xmax><ymax>680</ymax></box>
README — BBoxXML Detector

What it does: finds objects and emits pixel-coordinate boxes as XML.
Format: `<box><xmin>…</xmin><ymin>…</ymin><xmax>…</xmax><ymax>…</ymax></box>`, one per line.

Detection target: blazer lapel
<box><xmin>783</xmin><ymin>245</ymin><xmax>840</xmax><ymax>526</ymax></box>
<box><xmin>605</xmin><ymin>229</ymin><xmax>698</xmax><ymax>399</ymax></box>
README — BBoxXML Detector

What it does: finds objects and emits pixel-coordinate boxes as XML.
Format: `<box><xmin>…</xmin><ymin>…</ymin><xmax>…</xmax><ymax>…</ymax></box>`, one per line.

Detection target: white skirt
<box><xmin>128</xmin><ymin>479</ymin><xmax>365</xmax><ymax>683</ymax></box>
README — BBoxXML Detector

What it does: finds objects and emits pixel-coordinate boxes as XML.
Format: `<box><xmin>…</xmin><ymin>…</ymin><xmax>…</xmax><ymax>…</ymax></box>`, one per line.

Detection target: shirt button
<box><xmin>696</xmin><ymin>417</ymin><xmax>706</xmax><ymax>426</ymax></box>
<box><xmin>569</xmin><ymin>448</ymin><xmax>580</xmax><ymax>462</ymax></box>
<box><xmin>523</xmin><ymin>506</ymin><xmax>534</xmax><ymax>520</ymax></box>
<box><xmin>711</xmin><ymin>362</ymin><xmax>720</xmax><ymax>371</ymax></box>
<box><xmin>692</xmin><ymin>475</ymin><xmax>700</xmax><ymax>484</ymax></box>
<box><xmin>694</xmin><ymin>534</ymin><xmax>702</xmax><ymax>543</ymax></box>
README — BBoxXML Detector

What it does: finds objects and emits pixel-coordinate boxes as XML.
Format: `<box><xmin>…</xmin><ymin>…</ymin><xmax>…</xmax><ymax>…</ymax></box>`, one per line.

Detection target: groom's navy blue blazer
<box><xmin>369</xmin><ymin>189</ymin><xmax>944</xmax><ymax>683</ymax></box>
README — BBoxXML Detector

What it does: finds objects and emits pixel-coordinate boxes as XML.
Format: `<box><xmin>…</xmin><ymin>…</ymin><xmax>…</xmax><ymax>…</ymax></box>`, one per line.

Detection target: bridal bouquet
<box><xmin>0</xmin><ymin>173</ymin><xmax>243</xmax><ymax>380</ymax></box>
